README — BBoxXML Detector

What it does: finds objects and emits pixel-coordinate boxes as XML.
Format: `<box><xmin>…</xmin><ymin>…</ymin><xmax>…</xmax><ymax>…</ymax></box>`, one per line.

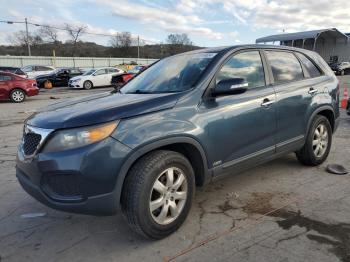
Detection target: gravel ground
<box><xmin>0</xmin><ymin>80</ymin><xmax>349</xmax><ymax>262</ymax></box>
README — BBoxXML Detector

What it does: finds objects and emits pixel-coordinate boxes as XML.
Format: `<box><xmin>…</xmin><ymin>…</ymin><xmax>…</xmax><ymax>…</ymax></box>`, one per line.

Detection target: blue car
<box><xmin>16</xmin><ymin>45</ymin><xmax>339</xmax><ymax>239</ymax></box>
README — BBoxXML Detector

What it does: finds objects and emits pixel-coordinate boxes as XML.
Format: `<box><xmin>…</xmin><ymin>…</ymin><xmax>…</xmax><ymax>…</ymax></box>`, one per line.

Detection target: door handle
<box><xmin>261</xmin><ymin>98</ymin><xmax>274</xmax><ymax>107</ymax></box>
<box><xmin>308</xmin><ymin>87</ymin><xmax>318</xmax><ymax>95</ymax></box>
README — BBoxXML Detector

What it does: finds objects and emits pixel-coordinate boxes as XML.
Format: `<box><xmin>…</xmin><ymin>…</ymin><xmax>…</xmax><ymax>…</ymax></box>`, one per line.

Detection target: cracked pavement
<box><xmin>0</xmin><ymin>80</ymin><xmax>350</xmax><ymax>262</ymax></box>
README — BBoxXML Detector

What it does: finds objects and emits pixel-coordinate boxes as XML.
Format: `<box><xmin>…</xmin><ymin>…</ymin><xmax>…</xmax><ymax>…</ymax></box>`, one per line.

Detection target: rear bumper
<box><xmin>16</xmin><ymin>137</ymin><xmax>131</xmax><ymax>215</ymax></box>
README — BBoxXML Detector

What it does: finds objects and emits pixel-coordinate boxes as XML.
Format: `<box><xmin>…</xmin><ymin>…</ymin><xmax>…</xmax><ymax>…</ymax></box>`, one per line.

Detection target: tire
<box><xmin>83</xmin><ymin>80</ymin><xmax>93</xmax><ymax>90</ymax></box>
<box><xmin>121</xmin><ymin>150</ymin><xmax>195</xmax><ymax>239</ymax></box>
<box><xmin>296</xmin><ymin>115</ymin><xmax>332</xmax><ymax>166</ymax></box>
<box><xmin>10</xmin><ymin>89</ymin><xmax>26</xmax><ymax>103</ymax></box>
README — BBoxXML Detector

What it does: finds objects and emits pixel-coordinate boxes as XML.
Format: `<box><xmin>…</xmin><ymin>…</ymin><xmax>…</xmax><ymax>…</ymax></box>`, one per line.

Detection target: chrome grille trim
<box><xmin>21</xmin><ymin>125</ymin><xmax>54</xmax><ymax>158</ymax></box>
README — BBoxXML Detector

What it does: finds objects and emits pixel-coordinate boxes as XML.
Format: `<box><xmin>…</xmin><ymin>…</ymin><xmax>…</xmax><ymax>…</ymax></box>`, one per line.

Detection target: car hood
<box><xmin>26</xmin><ymin>91</ymin><xmax>181</xmax><ymax>129</ymax></box>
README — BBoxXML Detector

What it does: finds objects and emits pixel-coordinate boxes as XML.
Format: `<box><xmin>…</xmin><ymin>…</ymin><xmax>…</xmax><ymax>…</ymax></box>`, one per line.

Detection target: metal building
<box><xmin>256</xmin><ymin>28</ymin><xmax>350</xmax><ymax>63</ymax></box>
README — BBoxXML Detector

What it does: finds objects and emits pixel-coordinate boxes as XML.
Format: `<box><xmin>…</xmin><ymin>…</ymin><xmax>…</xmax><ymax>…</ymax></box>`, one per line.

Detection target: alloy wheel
<box><xmin>312</xmin><ymin>123</ymin><xmax>328</xmax><ymax>158</ymax></box>
<box><xmin>149</xmin><ymin>167</ymin><xmax>188</xmax><ymax>225</ymax></box>
<box><xmin>12</xmin><ymin>90</ymin><xmax>25</xmax><ymax>102</ymax></box>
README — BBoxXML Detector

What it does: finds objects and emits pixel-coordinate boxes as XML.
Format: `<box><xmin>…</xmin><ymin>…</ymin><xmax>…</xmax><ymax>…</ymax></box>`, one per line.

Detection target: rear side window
<box><xmin>296</xmin><ymin>53</ymin><xmax>322</xmax><ymax>78</ymax></box>
<box><xmin>265</xmin><ymin>51</ymin><xmax>304</xmax><ymax>84</ymax></box>
<box><xmin>216</xmin><ymin>51</ymin><xmax>265</xmax><ymax>89</ymax></box>
<box><xmin>108</xmin><ymin>68</ymin><xmax>118</xmax><ymax>73</ymax></box>
<box><xmin>37</xmin><ymin>66</ymin><xmax>52</xmax><ymax>71</ymax></box>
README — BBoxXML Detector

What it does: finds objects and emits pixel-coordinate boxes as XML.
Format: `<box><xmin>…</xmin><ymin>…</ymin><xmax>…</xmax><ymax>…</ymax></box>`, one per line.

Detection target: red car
<box><xmin>111</xmin><ymin>65</ymin><xmax>148</xmax><ymax>89</ymax></box>
<box><xmin>0</xmin><ymin>71</ymin><xmax>39</xmax><ymax>102</ymax></box>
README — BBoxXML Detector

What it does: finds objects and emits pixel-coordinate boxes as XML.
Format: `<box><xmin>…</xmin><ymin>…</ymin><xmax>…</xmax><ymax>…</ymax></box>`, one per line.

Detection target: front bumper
<box><xmin>26</xmin><ymin>87</ymin><xmax>39</xmax><ymax>96</ymax></box>
<box><xmin>16</xmin><ymin>137</ymin><xmax>131</xmax><ymax>215</ymax></box>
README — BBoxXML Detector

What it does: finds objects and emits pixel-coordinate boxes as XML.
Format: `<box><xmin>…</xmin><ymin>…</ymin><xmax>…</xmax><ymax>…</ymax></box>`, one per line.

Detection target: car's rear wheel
<box><xmin>10</xmin><ymin>89</ymin><xmax>26</xmax><ymax>103</ymax></box>
<box><xmin>121</xmin><ymin>150</ymin><xmax>195</xmax><ymax>239</ymax></box>
<box><xmin>83</xmin><ymin>80</ymin><xmax>93</xmax><ymax>90</ymax></box>
<box><xmin>296</xmin><ymin>115</ymin><xmax>332</xmax><ymax>166</ymax></box>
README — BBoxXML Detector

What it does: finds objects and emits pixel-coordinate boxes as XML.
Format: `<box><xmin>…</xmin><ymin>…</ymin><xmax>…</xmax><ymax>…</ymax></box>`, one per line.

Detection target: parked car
<box><xmin>69</xmin><ymin>67</ymin><xmax>124</xmax><ymax>89</ymax></box>
<box><xmin>21</xmin><ymin>65</ymin><xmax>55</xmax><ymax>79</ymax></box>
<box><xmin>111</xmin><ymin>65</ymin><xmax>148</xmax><ymax>89</ymax></box>
<box><xmin>0</xmin><ymin>71</ymin><xmax>38</xmax><ymax>102</ymax></box>
<box><xmin>329</xmin><ymin>62</ymin><xmax>350</xmax><ymax>75</ymax></box>
<box><xmin>16</xmin><ymin>45</ymin><xmax>339</xmax><ymax>239</ymax></box>
<box><xmin>0</xmin><ymin>66</ymin><xmax>27</xmax><ymax>78</ymax></box>
<box><xmin>35</xmin><ymin>68</ymin><xmax>84</xmax><ymax>88</ymax></box>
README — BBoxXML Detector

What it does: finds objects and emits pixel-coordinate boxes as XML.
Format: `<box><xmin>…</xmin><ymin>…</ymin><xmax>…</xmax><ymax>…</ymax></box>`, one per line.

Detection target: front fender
<box><xmin>113</xmin><ymin>136</ymin><xmax>210</xmax><ymax>211</ymax></box>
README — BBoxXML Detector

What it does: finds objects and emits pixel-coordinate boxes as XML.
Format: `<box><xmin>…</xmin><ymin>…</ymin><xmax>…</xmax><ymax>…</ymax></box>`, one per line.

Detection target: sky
<box><xmin>1</xmin><ymin>0</ymin><xmax>350</xmax><ymax>47</ymax></box>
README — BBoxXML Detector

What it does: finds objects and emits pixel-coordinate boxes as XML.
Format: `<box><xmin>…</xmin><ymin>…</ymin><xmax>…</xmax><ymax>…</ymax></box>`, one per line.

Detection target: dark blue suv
<box><xmin>16</xmin><ymin>45</ymin><xmax>339</xmax><ymax>239</ymax></box>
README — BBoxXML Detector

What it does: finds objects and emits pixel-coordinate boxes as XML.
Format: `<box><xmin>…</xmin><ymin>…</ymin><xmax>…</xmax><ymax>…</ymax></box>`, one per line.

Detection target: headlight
<box><xmin>42</xmin><ymin>121</ymin><xmax>119</xmax><ymax>152</ymax></box>
<box><xmin>72</xmin><ymin>78</ymin><xmax>81</xmax><ymax>82</ymax></box>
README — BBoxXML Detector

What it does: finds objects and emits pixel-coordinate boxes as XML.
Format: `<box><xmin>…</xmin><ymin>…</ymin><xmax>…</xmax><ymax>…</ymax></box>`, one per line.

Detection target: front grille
<box><xmin>23</xmin><ymin>133</ymin><xmax>41</xmax><ymax>155</ymax></box>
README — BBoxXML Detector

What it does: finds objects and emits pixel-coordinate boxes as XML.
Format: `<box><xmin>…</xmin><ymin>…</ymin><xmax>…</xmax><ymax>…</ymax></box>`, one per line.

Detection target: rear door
<box><xmin>264</xmin><ymin>50</ymin><xmax>320</xmax><ymax>152</ymax></box>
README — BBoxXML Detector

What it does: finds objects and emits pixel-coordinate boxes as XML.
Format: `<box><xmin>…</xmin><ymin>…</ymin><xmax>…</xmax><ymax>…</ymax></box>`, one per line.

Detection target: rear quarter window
<box><xmin>265</xmin><ymin>51</ymin><xmax>304</xmax><ymax>84</ymax></box>
<box><xmin>296</xmin><ymin>53</ymin><xmax>322</xmax><ymax>78</ymax></box>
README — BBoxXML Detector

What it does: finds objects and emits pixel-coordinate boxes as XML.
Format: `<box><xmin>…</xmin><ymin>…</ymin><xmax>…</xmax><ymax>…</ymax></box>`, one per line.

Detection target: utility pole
<box><xmin>137</xmin><ymin>35</ymin><xmax>140</xmax><ymax>62</ymax></box>
<box><xmin>25</xmin><ymin>18</ymin><xmax>31</xmax><ymax>56</ymax></box>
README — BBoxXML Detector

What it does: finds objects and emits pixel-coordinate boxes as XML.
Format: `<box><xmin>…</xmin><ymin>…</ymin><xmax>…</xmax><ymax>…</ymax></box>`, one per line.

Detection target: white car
<box><xmin>68</xmin><ymin>67</ymin><xmax>124</xmax><ymax>89</ymax></box>
<box><xmin>21</xmin><ymin>65</ymin><xmax>55</xmax><ymax>79</ymax></box>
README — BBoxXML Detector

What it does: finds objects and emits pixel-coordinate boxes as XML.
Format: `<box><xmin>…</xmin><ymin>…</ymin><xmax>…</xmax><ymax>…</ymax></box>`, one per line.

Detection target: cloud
<box><xmin>96</xmin><ymin>0</ymin><xmax>223</xmax><ymax>40</ymax></box>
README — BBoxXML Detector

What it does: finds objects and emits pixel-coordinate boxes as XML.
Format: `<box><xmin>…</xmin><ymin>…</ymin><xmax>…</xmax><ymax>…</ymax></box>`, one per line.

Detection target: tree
<box><xmin>109</xmin><ymin>32</ymin><xmax>133</xmax><ymax>48</ymax></box>
<box><xmin>65</xmin><ymin>24</ymin><xmax>86</xmax><ymax>56</ymax></box>
<box><xmin>166</xmin><ymin>33</ymin><xmax>192</xmax><ymax>45</ymax></box>
<box><xmin>9</xmin><ymin>30</ymin><xmax>43</xmax><ymax>47</ymax></box>
<box><xmin>39</xmin><ymin>26</ymin><xmax>59</xmax><ymax>43</ymax></box>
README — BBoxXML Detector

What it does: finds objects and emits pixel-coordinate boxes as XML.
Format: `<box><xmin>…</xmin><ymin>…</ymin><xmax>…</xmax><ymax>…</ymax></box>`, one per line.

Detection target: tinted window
<box><xmin>216</xmin><ymin>51</ymin><xmax>265</xmax><ymax>89</ymax></box>
<box><xmin>296</xmin><ymin>53</ymin><xmax>322</xmax><ymax>78</ymax></box>
<box><xmin>94</xmin><ymin>69</ymin><xmax>107</xmax><ymax>75</ymax></box>
<box><xmin>266</xmin><ymin>51</ymin><xmax>304</xmax><ymax>83</ymax></box>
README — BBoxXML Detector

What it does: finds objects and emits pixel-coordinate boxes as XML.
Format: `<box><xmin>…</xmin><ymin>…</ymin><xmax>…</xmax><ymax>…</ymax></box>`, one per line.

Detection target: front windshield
<box><xmin>83</xmin><ymin>69</ymin><xmax>95</xmax><ymax>76</ymax></box>
<box><xmin>121</xmin><ymin>53</ymin><xmax>217</xmax><ymax>94</ymax></box>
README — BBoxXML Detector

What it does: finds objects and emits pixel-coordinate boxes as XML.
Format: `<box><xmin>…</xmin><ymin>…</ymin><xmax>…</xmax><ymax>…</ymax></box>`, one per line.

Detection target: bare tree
<box><xmin>65</xmin><ymin>24</ymin><xmax>86</xmax><ymax>56</ymax></box>
<box><xmin>9</xmin><ymin>30</ymin><xmax>43</xmax><ymax>47</ymax></box>
<box><xmin>109</xmin><ymin>32</ymin><xmax>133</xmax><ymax>48</ymax></box>
<box><xmin>166</xmin><ymin>33</ymin><xmax>192</xmax><ymax>45</ymax></box>
<box><xmin>39</xmin><ymin>26</ymin><xmax>59</xmax><ymax>43</ymax></box>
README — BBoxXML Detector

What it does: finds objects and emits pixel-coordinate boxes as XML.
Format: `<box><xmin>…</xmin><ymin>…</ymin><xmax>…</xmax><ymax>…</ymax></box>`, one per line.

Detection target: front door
<box><xmin>199</xmin><ymin>50</ymin><xmax>277</xmax><ymax>176</ymax></box>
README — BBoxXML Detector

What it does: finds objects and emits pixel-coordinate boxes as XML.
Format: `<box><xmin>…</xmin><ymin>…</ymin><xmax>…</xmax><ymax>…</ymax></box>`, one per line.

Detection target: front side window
<box><xmin>265</xmin><ymin>51</ymin><xmax>304</xmax><ymax>83</ymax></box>
<box><xmin>108</xmin><ymin>68</ymin><xmax>118</xmax><ymax>73</ymax></box>
<box><xmin>94</xmin><ymin>69</ymin><xmax>107</xmax><ymax>76</ymax></box>
<box><xmin>121</xmin><ymin>53</ymin><xmax>216</xmax><ymax>94</ymax></box>
<box><xmin>296</xmin><ymin>53</ymin><xmax>322</xmax><ymax>78</ymax></box>
<box><xmin>216</xmin><ymin>51</ymin><xmax>265</xmax><ymax>89</ymax></box>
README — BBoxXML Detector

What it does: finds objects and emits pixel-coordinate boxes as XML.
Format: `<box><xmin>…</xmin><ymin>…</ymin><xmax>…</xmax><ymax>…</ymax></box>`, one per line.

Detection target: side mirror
<box><xmin>212</xmin><ymin>78</ymin><xmax>248</xmax><ymax>96</ymax></box>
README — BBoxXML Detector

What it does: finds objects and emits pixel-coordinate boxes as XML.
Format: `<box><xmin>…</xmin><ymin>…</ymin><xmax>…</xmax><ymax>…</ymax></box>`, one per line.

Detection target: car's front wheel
<box><xmin>10</xmin><ymin>89</ymin><xmax>26</xmax><ymax>103</ymax></box>
<box><xmin>296</xmin><ymin>115</ymin><xmax>332</xmax><ymax>166</ymax></box>
<box><xmin>83</xmin><ymin>80</ymin><xmax>93</xmax><ymax>90</ymax></box>
<box><xmin>121</xmin><ymin>150</ymin><xmax>195</xmax><ymax>239</ymax></box>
